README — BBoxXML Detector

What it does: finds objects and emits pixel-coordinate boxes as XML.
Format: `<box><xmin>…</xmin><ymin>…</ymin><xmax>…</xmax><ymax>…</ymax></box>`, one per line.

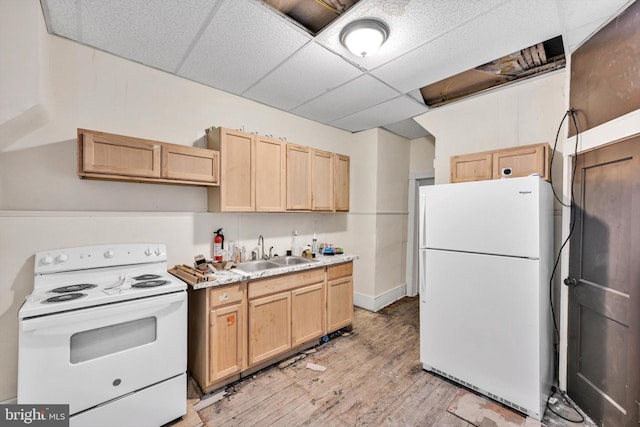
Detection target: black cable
<box><xmin>546</xmin><ymin>385</ymin><xmax>586</xmax><ymax>423</ymax></box>
<box><xmin>549</xmin><ymin>110</ymin><xmax>572</xmax><ymax>207</ymax></box>
<box><xmin>549</xmin><ymin>109</ymin><xmax>577</xmax><ymax>347</ymax></box>
<box><xmin>546</xmin><ymin>109</ymin><xmax>584</xmax><ymax>423</ymax></box>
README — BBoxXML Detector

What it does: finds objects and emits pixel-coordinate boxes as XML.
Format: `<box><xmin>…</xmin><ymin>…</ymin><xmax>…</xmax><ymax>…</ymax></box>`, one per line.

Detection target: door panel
<box><xmin>567</xmin><ymin>135</ymin><xmax>640</xmax><ymax>427</ymax></box>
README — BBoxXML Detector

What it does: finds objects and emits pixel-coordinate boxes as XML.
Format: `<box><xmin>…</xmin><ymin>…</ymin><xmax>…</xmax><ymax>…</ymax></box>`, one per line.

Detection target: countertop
<box><xmin>190</xmin><ymin>254</ymin><xmax>358</xmax><ymax>290</ymax></box>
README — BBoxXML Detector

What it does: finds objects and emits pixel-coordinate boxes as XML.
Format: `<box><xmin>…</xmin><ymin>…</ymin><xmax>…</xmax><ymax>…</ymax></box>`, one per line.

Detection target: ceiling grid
<box><xmin>39</xmin><ymin>0</ymin><xmax>634</xmax><ymax>138</ymax></box>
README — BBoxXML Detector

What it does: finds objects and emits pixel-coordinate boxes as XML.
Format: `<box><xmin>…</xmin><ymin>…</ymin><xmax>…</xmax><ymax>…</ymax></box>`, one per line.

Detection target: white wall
<box><xmin>414</xmin><ymin>71</ymin><xmax>567</xmax><ymax>185</ymax></box>
<box><xmin>0</xmin><ymin>0</ymin><xmax>388</xmax><ymax>401</ymax></box>
<box><xmin>374</xmin><ymin>129</ymin><xmax>410</xmax><ymax>304</ymax></box>
<box><xmin>409</xmin><ymin>135</ymin><xmax>436</xmax><ymax>177</ymax></box>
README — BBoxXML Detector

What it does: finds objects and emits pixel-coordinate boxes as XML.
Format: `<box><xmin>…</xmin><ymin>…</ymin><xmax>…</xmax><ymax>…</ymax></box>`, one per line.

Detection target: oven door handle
<box><xmin>20</xmin><ymin>291</ymin><xmax>186</xmax><ymax>333</ymax></box>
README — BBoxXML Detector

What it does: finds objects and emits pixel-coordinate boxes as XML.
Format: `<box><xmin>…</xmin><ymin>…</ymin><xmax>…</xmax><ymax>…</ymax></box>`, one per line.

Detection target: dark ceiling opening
<box><xmin>420</xmin><ymin>36</ymin><xmax>566</xmax><ymax>108</ymax></box>
<box><xmin>262</xmin><ymin>0</ymin><xmax>360</xmax><ymax>34</ymax></box>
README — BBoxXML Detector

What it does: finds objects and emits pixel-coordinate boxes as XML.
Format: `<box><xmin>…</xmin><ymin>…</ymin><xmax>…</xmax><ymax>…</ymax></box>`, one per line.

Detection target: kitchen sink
<box><xmin>234</xmin><ymin>260</ymin><xmax>281</xmax><ymax>272</ymax></box>
<box><xmin>271</xmin><ymin>256</ymin><xmax>318</xmax><ymax>266</ymax></box>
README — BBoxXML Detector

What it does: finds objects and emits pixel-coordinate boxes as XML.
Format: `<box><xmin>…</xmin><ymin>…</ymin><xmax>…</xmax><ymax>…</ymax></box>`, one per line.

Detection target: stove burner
<box><xmin>43</xmin><ymin>293</ymin><xmax>87</xmax><ymax>303</ymax></box>
<box><xmin>131</xmin><ymin>280</ymin><xmax>170</xmax><ymax>288</ymax></box>
<box><xmin>50</xmin><ymin>284</ymin><xmax>97</xmax><ymax>293</ymax></box>
<box><xmin>132</xmin><ymin>274</ymin><xmax>162</xmax><ymax>281</ymax></box>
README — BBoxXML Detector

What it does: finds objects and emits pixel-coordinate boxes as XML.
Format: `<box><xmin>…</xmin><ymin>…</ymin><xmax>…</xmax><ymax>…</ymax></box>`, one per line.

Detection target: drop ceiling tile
<box><xmin>243</xmin><ymin>42</ymin><xmax>362</xmax><ymax>111</ymax></box>
<box><xmin>556</xmin><ymin>0</ymin><xmax>633</xmax><ymax>52</ymax></box>
<box><xmin>383</xmin><ymin>118</ymin><xmax>431</xmax><ymax>139</ymax></box>
<box><xmin>315</xmin><ymin>0</ymin><xmax>506</xmax><ymax>70</ymax></box>
<box><xmin>292</xmin><ymin>74</ymin><xmax>399</xmax><ymax>123</ymax></box>
<box><xmin>178</xmin><ymin>0</ymin><xmax>311</xmax><ymax>95</ymax></box>
<box><xmin>74</xmin><ymin>0</ymin><xmax>216</xmax><ymax>72</ymax></box>
<box><xmin>41</xmin><ymin>0</ymin><xmax>80</xmax><ymax>39</ymax></box>
<box><xmin>330</xmin><ymin>95</ymin><xmax>428</xmax><ymax>133</ymax></box>
<box><xmin>372</xmin><ymin>0</ymin><xmax>562</xmax><ymax>93</ymax></box>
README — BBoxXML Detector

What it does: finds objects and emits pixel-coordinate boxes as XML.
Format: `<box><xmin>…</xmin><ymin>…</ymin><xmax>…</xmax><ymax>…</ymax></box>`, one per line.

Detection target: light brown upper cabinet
<box><xmin>207</xmin><ymin>127</ymin><xmax>349</xmax><ymax>212</ymax></box>
<box><xmin>334</xmin><ymin>154</ymin><xmax>350</xmax><ymax>212</ymax></box>
<box><xmin>208</xmin><ymin>128</ymin><xmax>255</xmax><ymax>212</ymax></box>
<box><xmin>450</xmin><ymin>152</ymin><xmax>493</xmax><ymax>183</ymax></box>
<box><xmin>286</xmin><ymin>143</ymin><xmax>312</xmax><ymax>211</ymax></box>
<box><xmin>311</xmin><ymin>149</ymin><xmax>334</xmax><ymax>211</ymax></box>
<box><xmin>450</xmin><ymin>142</ymin><xmax>550</xmax><ymax>183</ymax></box>
<box><xmin>208</xmin><ymin>128</ymin><xmax>288</xmax><ymax>212</ymax></box>
<box><xmin>162</xmin><ymin>144</ymin><xmax>219</xmax><ymax>184</ymax></box>
<box><xmin>78</xmin><ymin>129</ymin><xmax>219</xmax><ymax>186</ymax></box>
<box><xmin>255</xmin><ymin>136</ymin><xmax>286</xmax><ymax>212</ymax></box>
<box><xmin>491</xmin><ymin>143</ymin><xmax>550</xmax><ymax>180</ymax></box>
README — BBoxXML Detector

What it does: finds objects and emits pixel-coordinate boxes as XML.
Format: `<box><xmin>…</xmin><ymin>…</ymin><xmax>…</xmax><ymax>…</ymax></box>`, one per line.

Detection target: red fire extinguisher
<box><xmin>213</xmin><ymin>228</ymin><xmax>224</xmax><ymax>262</ymax></box>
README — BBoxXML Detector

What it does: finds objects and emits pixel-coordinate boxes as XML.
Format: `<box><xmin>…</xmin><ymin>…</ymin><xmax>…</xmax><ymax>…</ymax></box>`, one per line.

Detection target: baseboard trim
<box><xmin>1</xmin><ymin>397</ymin><xmax>17</xmax><ymax>404</ymax></box>
<box><xmin>354</xmin><ymin>283</ymin><xmax>407</xmax><ymax>312</ymax></box>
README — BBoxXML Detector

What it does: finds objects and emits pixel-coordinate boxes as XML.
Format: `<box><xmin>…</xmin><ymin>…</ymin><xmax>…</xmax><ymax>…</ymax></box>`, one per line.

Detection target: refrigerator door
<box><xmin>420</xmin><ymin>249</ymin><xmax>546</xmax><ymax>418</ymax></box>
<box><xmin>420</xmin><ymin>176</ymin><xmax>547</xmax><ymax>258</ymax></box>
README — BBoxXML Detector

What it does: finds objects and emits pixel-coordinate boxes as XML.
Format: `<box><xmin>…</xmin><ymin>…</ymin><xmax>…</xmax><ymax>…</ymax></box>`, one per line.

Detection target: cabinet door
<box><xmin>492</xmin><ymin>143</ymin><xmax>549</xmax><ymax>180</ymax></box>
<box><xmin>209</xmin><ymin>302</ymin><xmax>244</xmax><ymax>382</ymax></box>
<box><xmin>210</xmin><ymin>128</ymin><xmax>255</xmax><ymax>212</ymax></box>
<box><xmin>286</xmin><ymin>143</ymin><xmax>311</xmax><ymax>210</ymax></box>
<box><xmin>334</xmin><ymin>154</ymin><xmax>350</xmax><ymax>212</ymax></box>
<box><xmin>311</xmin><ymin>149</ymin><xmax>334</xmax><ymax>211</ymax></box>
<box><xmin>248</xmin><ymin>292</ymin><xmax>291</xmax><ymax>366</ymax></box>
<box><xmin>255</xmin><ymin>137</ymin><xmax>286</xmax><ymax>212</ymax></box>
<box><xmin>82</xmin><ymin>131</ymin><xmax>161</xmax><ymax>178</ymax></box>
<box><xmin>162</xmin><ymin>144</ymin><xmax>219</xmax><ymax>184</ymax></box>
<box><xmin>450</xmin><ymin>152</ymin><xmax>492</xmax><ymax>183</ymax></box>
<box><xmin>327</xmin><ymin>277</ymin><xmax>353</xmax><ymax>332</ymax></box>
<box><xmin>291</xmin><ymin>283</ymin><xmax>325</xmax><ymax>347</ymax></box>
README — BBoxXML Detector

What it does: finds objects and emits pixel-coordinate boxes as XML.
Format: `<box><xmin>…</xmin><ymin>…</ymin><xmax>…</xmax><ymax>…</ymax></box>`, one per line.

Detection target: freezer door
<box><xmin>420</xmin><ymin>249</ymin><xmax>547</xmax><ymax>418</ymax></box>
<box><xmin>420</xmin><ymin>176</ymin><xmax>548</xmax><ymax>258</ymax></box>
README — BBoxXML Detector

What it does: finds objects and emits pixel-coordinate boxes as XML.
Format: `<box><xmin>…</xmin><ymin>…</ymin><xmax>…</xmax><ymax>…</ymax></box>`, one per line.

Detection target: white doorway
<box><xmin>406</xmin><ymin>176</ymin><xmax>434</xmax><ymax>296</ymax></box>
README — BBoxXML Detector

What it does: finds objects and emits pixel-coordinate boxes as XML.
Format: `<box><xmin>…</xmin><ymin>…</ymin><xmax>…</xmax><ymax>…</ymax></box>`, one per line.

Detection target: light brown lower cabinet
<box><xmin>327</xmin><ymin>263</ymin><xmax>354</xmax><ymax>332</ymax></box>
<box><xmin>248</xmin><ymin>292</ymin><xmax>292</xmax><ymax>366</ymax></box>
<box><xmin>248</xmin><ymin>268</ymin><xmax>325</xmax><ymax>367</ymax></box>
<box><xmin>209</xmin><ymin>302</ymin><xmax>245</xmax><ymax>382</ymax></box>
<box><xmin>187</xmin><ymin>262</ymin><xmax>352</xmax><ymax>393</ymax></box>
<box><xmin>188</xmin><ymin>283</ymin><xmax>246</xmax><ymax>393</ymax></box>
<box><xmin>292</xmin><ymin>283</ymin><xmax>325</xmax><ymax>347</ymax></box>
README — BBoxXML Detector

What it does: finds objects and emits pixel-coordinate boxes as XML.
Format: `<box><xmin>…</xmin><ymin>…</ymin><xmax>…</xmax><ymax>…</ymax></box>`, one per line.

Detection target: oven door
<box><xmin>18</xmin><ymin>291</ymin><xmax>187</xmax><ymax>415</ymax></box>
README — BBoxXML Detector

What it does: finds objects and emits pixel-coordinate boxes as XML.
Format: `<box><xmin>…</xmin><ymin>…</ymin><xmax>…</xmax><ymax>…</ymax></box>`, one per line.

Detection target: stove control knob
<box><xmin>104</xmin><ymin>249</ymin><xmax>115</xmax><ymax>259</ymax></box>
<box><xmin>42</xmin><ymin>254</ymin><xmax>53</xmax><ymax>265</ymax></box>
<box><xmin>145</xmin><ymin>248</ymin><xmax>153</xmax><ymax>256</ymax></box>
<box><xmin>56</xmin><ymin>253</ymin><xmax>68</xmax><ymax>263</ymax></box>
<box><xmin>154</xmin><ymin>248</ymin><xmax>164</xmax><ymax>256</ymax></box>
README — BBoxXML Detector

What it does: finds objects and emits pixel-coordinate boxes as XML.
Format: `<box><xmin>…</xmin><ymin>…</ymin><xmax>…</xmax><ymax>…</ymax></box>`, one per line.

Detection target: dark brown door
<box><xmin>567</xmin><ymin>135</ymin><xmax>640</xmax><ymax>426</ymax></box>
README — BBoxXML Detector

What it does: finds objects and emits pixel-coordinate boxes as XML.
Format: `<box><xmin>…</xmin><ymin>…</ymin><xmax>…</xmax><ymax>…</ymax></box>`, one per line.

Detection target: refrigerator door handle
<box><xmin>419</xmin><ymin>193</ymin><xmax>428</xmax><ymax>248</ymax></box>
<box><xmin>419</xmin><ymin>250</ymin><xmax>427</xmax><ymax>302</ymax></box>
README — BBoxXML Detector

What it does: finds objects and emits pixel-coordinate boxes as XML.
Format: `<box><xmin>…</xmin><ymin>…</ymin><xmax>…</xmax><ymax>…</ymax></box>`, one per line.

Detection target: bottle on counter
<box><xmin>291</xmin><ymin>230</ymin><xmax>300</xmax><ymax>256</ymax></box>
<box><xmin>311</xmin><ymin>233</ymin><xmax>318</xmax><ymax>255</ymax></box>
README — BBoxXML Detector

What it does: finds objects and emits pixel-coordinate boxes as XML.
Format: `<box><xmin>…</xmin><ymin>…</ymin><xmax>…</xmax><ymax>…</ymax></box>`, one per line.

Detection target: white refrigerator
<box><xmin>419</xmin><ymin>176</ymin><xmax>553</xmax><ymax>420</ymax></box>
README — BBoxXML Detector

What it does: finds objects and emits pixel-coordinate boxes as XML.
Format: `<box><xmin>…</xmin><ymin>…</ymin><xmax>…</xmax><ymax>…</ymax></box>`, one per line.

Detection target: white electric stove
<box><xmin>18</xmin><ymin>243</ymin><xmax>188</xmax><ymax>427</ymax></box>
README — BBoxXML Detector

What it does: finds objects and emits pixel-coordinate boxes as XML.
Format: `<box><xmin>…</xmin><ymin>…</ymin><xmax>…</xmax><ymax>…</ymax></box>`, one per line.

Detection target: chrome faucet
<box><xmin>258</xmin><ymin>235</ymin><xmax>267</xmax><ymax>260</ymax></box>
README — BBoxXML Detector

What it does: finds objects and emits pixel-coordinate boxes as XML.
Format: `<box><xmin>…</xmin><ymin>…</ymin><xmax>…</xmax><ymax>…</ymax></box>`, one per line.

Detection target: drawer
<box><xmin>249</xmin><ymin>268</ymin><xmax>325</xmax><ymax>299</ymax></box>
<box><xmin>209</xmin><ymin>283</ymin><xmax>245</xmax><ymax>309</ymax></box>
<box><xmin>327</xmin><ymin>262</ymin><xmax>353</xmax><ymax>281</ymax></box>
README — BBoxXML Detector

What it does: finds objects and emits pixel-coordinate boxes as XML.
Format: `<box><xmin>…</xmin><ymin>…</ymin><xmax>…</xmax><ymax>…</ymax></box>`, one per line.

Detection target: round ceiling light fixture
<box><xmin>340</xmin><ymin>19</ymin><xmax>389</xmax><ymax>58</ymax></box>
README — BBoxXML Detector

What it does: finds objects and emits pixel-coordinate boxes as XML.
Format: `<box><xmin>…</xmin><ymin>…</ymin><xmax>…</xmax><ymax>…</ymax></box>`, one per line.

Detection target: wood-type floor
<box><xmin>172</xmin><ymin>296</ymin><xmax>594</xmax><ymax>427</ymax></box>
